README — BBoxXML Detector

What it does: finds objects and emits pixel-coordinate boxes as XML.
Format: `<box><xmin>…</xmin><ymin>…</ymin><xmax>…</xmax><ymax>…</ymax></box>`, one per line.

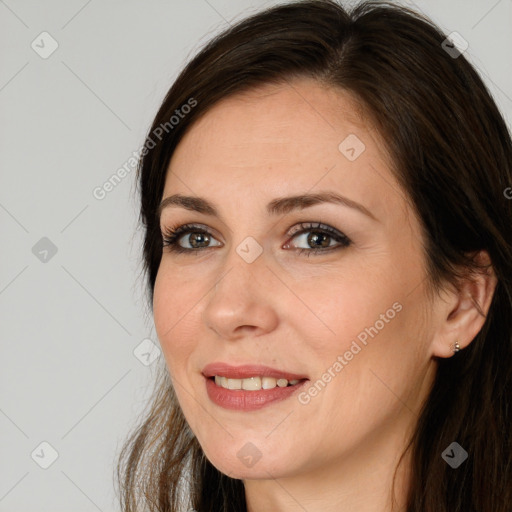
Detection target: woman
<box><xmin>116</xmin><ymin>1</ymin><xmax>512</xmax><ymax>510</ymax></box>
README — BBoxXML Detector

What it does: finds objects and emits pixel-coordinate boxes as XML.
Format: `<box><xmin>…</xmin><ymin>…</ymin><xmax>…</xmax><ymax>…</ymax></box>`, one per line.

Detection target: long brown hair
<box><xmin>115</xmin><ymin>1</ymin><xmax>512</xmax><ymax>510</ymax></box>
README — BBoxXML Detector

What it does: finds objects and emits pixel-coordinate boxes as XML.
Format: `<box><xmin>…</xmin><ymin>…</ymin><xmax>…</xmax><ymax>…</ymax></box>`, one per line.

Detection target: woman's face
<box><xmin>153</xmin><ymin>79</ymin><xmax>440</xmax><ymax>480</ymax></box>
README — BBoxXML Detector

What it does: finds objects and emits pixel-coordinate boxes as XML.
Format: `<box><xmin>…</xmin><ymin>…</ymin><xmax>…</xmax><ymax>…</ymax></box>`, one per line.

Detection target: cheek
<box><xmin>286</xmin><ymin>256</ymin><xmax>426</xmax><ymax>398</ymax></box>
<box><xmin>286</xmin><ymin>264</ymin><xmax>401</xmax><ymax>353</ymax></box>
<box><xmin>152</xmin><ymin>267</ymin><xmax>199</xmax><ymax>372</ymax></box>
<box><xmin>310</xmin><ymin>276</ymin><xmax>428</xmax><ymax>408</ymax></box>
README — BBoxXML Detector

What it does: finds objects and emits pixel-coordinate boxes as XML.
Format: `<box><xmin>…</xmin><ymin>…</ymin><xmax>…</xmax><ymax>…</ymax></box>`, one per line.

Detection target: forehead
<box><xmin>171</xmin><ymin>79</ymin><xmax>381</xmax><ymax>164</ymax></box>
<box><xmin>163</xmin><ymin>79</ymin><xmax>405</xmax><ymax>221</ymax></box>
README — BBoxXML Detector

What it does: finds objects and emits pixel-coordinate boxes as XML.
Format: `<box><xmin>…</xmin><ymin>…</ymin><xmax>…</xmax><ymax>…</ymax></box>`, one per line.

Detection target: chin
<box><xmin>201</xmin><ymin>445</ymin><xmax>292</xmax><ymax>480</ymax></box>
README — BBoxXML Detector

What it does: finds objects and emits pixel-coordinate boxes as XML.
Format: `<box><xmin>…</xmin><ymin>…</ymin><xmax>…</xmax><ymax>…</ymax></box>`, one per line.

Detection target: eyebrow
<box><xmin>158</xmin><ymin>191</ymin><xmax>377</xmax><ymax>222</ymax></box>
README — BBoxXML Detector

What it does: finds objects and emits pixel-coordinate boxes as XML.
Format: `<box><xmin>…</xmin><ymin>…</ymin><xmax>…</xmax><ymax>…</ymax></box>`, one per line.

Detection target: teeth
<box><xmin>213</xmin><ymin>375</ymin><xmax>301</xmax><ymax>390</ymax></box>
<box><xmin>262</xmin><ymin>377</ymin><xmax>277</xmax><ymax>389</ymax></box>
<box><xmin>242</xmin><ymin>377</ymin><xmax>261</xmax><ymax>390</ymax></box>
<box><xmin>227</xmin><ymin>378</ymin><xmax>242</xmax><ymax>390</ymax></box>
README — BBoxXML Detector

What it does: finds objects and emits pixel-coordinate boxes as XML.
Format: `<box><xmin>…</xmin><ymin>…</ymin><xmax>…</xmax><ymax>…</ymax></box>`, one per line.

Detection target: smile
<box><xmin>213</xmin><ymin>375</ymin><xmax>301</xmax><ymax>390</ymax></box>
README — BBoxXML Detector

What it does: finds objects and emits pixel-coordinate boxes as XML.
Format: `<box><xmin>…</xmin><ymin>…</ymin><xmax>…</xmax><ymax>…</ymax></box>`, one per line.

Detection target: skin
<box><xmin>152</xmin><ymin>78</ymin><xmax>497</xmax><ymax>512</ymax></box>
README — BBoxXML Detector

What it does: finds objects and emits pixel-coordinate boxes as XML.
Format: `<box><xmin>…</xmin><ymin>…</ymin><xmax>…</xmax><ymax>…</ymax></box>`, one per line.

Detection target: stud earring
<box><xmin>452</xmin><ymin>341</ymin><xmax>461</xmax><ymax>353</ymax></box>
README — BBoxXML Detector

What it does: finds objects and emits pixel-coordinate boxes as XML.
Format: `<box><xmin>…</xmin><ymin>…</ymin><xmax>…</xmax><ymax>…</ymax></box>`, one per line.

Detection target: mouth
<box><xmin>201</xmin><ymin>362</ymin><xmax>309</xmax><ymax>410</ymax></box>
<box><xmin>202</xmin><ymin>362</ymin><xmax>308</xmax><ymax>384</ymax></box>
<box><xmin>207</xmin><ymin>375</ymin><xmax>307</xmax><ymax>391</ymax></box>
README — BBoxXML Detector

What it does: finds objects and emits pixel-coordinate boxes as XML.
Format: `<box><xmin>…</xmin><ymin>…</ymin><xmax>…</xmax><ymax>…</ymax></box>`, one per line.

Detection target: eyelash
<box><xmin>161</xmin><ymin>222</ymin><xmax>352</xmax><ymax>257</ymax></box>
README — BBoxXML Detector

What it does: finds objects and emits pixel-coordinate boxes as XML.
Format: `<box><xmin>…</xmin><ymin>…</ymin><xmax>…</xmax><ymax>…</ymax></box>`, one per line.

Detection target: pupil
<box><xmin>190</xmin><ymin>233</ymin><xmax>209</xmax><ymax>248</ymax></box>
<box><xmin>308</xmin><ymin>232</ymin><xmax>329</xmax><ymax>248</ymax></box>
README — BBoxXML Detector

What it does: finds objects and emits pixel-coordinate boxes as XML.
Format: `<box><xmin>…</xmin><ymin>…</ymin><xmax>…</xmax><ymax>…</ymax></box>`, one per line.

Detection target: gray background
<box><xmin>1</xmin><ymin>0</ymin><xmax>511</xmax><ymax>510</ymax></box>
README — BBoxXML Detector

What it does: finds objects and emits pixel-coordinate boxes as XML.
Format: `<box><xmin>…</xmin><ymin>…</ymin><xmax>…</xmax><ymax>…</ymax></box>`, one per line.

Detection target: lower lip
<box><xmin>204</xmin><ymin>376</ymin><xmax>308</xmax><ymax>411</ymax></box>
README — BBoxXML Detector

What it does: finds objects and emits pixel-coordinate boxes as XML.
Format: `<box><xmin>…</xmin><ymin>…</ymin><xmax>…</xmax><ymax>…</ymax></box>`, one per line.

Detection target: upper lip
<box><xmin>202</xmin><ymin>362</ymin><xmax>309</xmax><ymax>381</ymax></box>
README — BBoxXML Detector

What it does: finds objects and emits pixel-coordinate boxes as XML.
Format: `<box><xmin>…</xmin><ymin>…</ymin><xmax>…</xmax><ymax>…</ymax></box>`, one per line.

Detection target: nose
<box><xmin>202</xmin><ymin>251</ymin><xmax>279</xmax><ymax>341</ymax></box>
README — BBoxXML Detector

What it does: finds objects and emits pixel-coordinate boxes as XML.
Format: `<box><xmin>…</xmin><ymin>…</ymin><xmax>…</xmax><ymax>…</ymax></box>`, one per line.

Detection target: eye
<box><xmin>284</xmin><ymin>222</ymin><xmax>351</xmax><ymax>256</ymax></box>
<box><xmin>161</xmin><ymin>221</ymin><xmax>351</xmax><ymax>256</ymax></box>
<box><xmin>162</xmin><ymin>223</ymin><xmax>222</xmax><ymax>254</ymax></box>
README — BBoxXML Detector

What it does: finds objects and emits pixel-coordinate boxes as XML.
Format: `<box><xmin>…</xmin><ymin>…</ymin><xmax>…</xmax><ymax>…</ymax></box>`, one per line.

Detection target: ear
<box><xmin>431</xmin><ymin>250</ymin><xmax>497</xmax><ymax>358</ymax></box>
